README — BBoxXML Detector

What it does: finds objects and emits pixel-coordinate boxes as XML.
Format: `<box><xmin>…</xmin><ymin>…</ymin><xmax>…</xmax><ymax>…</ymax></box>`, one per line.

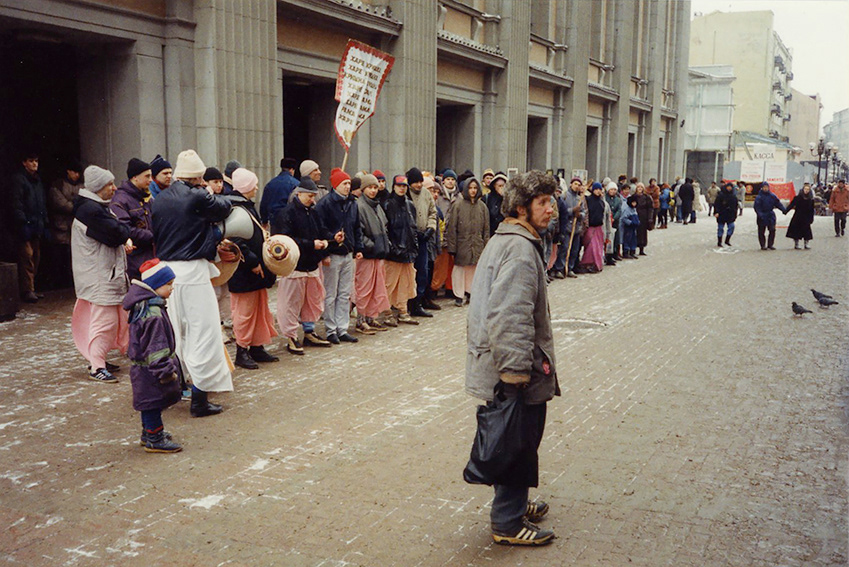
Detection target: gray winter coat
<box><xmin>465</xmin><ymin>220</ymin><xmax>560</xmax><ymax>404</ymax></box>
<box><xmin>445</xmin><ymin>179</ymin><xmax>490</xmax><ymax>266</ymax></box>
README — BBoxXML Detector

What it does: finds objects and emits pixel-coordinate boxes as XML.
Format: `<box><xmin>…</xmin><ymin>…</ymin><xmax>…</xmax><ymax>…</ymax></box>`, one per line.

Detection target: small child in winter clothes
<box><xmin>122</xmin><ymin>259</ymin><xmax>183</xmax><ymax>453</ymax></box>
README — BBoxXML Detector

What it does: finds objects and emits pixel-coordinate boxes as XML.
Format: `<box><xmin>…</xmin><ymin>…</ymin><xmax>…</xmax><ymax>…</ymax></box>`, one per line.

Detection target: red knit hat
<box><xmin>372</xmin><ymin>169</ymin><xmax>385</xmax><ymax>180</ymax></box>
<box><xmin>330</xmin><ymin>167</ymin><xmax>350</xmax><ymax>190</ymax></box>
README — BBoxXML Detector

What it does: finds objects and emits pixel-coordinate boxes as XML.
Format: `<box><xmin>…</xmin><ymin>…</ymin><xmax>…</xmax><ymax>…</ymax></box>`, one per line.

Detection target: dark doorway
<box><xmin>527</xmin><ymin>117</ymin><xmax>548</xmax><ymax>171</ymax></box>
<box><xmin>282</xmin><ymin>82</ymin><xmax>312</xmax><ymax>167</ymax></box>
<box><xmin>436</xmin><ymin>102</ymin><xmax>475</xmax><ymax>174</ymax></box>
<box><xmin>586</xmin><ymin>126</ymin><xmax>600</xmax><ymax>179</ymax></box>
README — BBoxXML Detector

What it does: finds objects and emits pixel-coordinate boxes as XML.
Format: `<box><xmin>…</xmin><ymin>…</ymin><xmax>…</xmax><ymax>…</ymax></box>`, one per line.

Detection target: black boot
<box><xmin>235</xmin><ymin>346</ymin><xmax>259</xmax><ymax>369</ymax></box>
<box><xmin>421</xmin><ymin>289</ymin><xmax>441</xmax><ymax>311</ymax></box>
<box><xmin>249</xmin><ymin>345</ymin><xmax>279</xmax><ymax>363</ymax></box>
<box><xmin>725</xmin><ymin>235</ymin><xmax>732</xmax><ymax>246</ymax></box>
<box><xmin>409</xmin><ymin>297</ymin><xmax>433</xmax><ymax>318</ymax></box>
<box><xmin>717</xmin><ymin>237</ymin><xmax>723</xmax><ymax>247</ymax></box>
<box><xmin>190</xmin><ymin>389</ymin><xmax>223</xmax><ymax>418</ymax></box>
<box><xmin>639</xmin><ymin>247</ymin><xmax>646</xmax><ymax>256</ymax></box>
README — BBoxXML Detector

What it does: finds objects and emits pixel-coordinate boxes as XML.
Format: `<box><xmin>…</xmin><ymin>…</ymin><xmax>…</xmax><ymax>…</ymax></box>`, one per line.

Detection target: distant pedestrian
<box><xmin>445</xmin><ymin>177</ymin><xmax>489</xmax><ymax>305</ymax></box>
<box><xmin>620</xmin><ymin>195</ymin><xmax>640</xmax><ymax>259</ymax></box>
<box><xmin>123</xmin><ymin>259</ymin><xmax>183</xmax><ymax>453</ymax></box>
<box><xmin>579</xmin><ymin>182</ymin><xmax>606</xmax><ymax>272</ymax></box>
<box><xmin>678</xmin><ymin>178</ymin><xmax>695</xmax><ymax>225</ymax></box>
<box><xmin>707</xmin><ymin>182</ymin><xmax>720</xmax><ymax>216</ymax></box>
<box><xmin>11</xmin><ymin>150</ymin><xmax>48</xmax><ymax>303</ymax></box>
<box><xmin>634</xmin><ymin>182</ymin><xmax>652</xmax><ymax>255</ymax></box>
<box><xmin>657</xmin><ymin>183</ymin><xmax>670</xmax><ymax>228</ymax></box>
<box><xmin>714</xmin><ymin>182</ymin><xmax>738</xmax><ymax>247</ymax></box>
<box><xmin>785</xmin><ymin>183</ymin><xmax>815</xmax><ymax>249</ymax></box>
<box><xmin>828</xmin><ymin>178</ymin><xmax>847</xmax><ymax>236</ymax></box>
<box><xmin>753</xmin><ymin>182</ymin><xmax>787</xmax><ymax>250</ymax></box>
<box><xmin>47</xmin><ymin>160</ymin><xmax>82</xmax><ymax>288</ymax></box>
<box><xmin>465</xmin><ymin>170</ymin><xmax>559</xmax><ymax>546</ymax></box>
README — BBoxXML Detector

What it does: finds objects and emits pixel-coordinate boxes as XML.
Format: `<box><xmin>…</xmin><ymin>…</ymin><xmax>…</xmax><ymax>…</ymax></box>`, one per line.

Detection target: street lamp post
<box><xmin>810</xmin><ymin>138</ymin><xmax>827</xmax><ymax>185</ymax></box>
<box><xmin>832</xmin><ymin>153</ymin><xmax>843</xmax><ymax>182</ymax></box>
<box><xmin>808</xmin><ymin>139</ymin><xmax>839</xmax><ymax>187</ymax></box>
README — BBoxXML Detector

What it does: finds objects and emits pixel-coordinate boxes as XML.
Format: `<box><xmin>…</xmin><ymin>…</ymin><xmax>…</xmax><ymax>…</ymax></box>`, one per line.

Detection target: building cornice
<box><xmin>529</xmin><ymin>66</ymin><xmax>573</xmax><ymax>90</ymax></box>
<box><xmin>588</xmin><ymin>82</ymin><xmax>619</xmax><ymax>102</ymax></box>
<box><xmin>437</xmin><ymin>30</ymin><xmax>506</xmax><ymax>69</ymax></box>
<box><xmin>278</xmin><ymin>0</ymin><xmax>402</xmax><ymax>37</ymax></box>
<box><xmin>629</xmin><ymin>97</ymin><xmax>652</xmax><ymax>112</ymax></box>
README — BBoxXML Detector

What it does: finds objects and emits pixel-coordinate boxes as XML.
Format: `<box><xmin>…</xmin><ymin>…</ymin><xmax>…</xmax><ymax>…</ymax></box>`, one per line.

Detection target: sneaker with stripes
<box><xmin>492</xmin><ymin>518</ymin><xmax>555</xmax><ymax>546</ymax></box>
<box><xmin>525</xmin><ymin>500</ymin><xmax>549</xmax><ymax>523</ymax></box>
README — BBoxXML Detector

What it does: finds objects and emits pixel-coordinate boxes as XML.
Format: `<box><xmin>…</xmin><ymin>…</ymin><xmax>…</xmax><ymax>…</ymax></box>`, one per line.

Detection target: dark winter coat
<box><xmin>259</xmin><ymin>170</ymin><xmax>299</xmax><ymax>224</ymax></box>
<box><xmin>678</xmin><ymin>182</ymin><xmax>695</xmax><ymax>205</ymax></box>
<box><xmin>445</xmin><ymin>179</ymin><xmax>490</xmax><ymax>266</ymax></box>
<box><xmin>227</xmin><ymin>194</ymin><xmax>277</xmax><ymax>293</ymax></box>
<box><xmin>314</xmin><ymin>189</ymin><xmax>364</xmax><ymax>256</ymax></box>
<box><xmin>620</xmin><ymin>202</ymin><xmax>639</xmax><ymax>251</ymax></box>
<box><xmin>605</xmin><ymin>193</ymin><xmax>622</xmax><ymax>227</ymax></box>
<box><xmin>71</xmin><ymin>189</ymin><xmax>131</xmax><ymax>305</ymax></box>
<box><xmin>753</xmin><ymin>190</ymin><xmax>787</xmax><ymax>226</ymax></box>
<box><xmin>271</xmin><ymin>196</ymin><xmax>332</xmax><ymax>273</ymax></box>
<box><xmin>123</xmin><ymin>283</ymin><xmax>182</xmax><ymax>412</ymax></box>
<box><xmin>714</xmin><ymin>188</ymin><xmax>739</xmax><ymax>224</ymax></box>
<box><xmin>110</xmin><ymin>180</ymin><xmax>155</xmax><ymax>280</ymax></box>
<box><xmin>151</xmin><ymin>180</ymin><xmax>231</xmax><ymax>262</ymax></box>
<box><xmin>382</xmin><ymin>191</ymin><xmax>418</xmax><ymax>264</ymax></box>
<box><xmin>483</xmin><ymin>190</ymin><xmax>505</xmax><ymax>237</ymax></box>
<box><xmin>357</xmin><ymin>194</ymin><xmax>390</xmax><ymax>259</ymax></box>
<box><xmin>11</xmin><ymin>168</ymin><xmax>48</xmax><ymax>241</ymax></box>
<box><xmin>785</xmin><ymin>192</ymin><xmax>815</xmax><ymax>241</ymax></box>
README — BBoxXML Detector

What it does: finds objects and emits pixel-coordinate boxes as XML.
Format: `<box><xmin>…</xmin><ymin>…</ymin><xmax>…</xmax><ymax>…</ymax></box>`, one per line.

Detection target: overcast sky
<box><xmin>690</xmin><ymin>0</ymin><xmax>849</xmax><ymax>135</ymax></box>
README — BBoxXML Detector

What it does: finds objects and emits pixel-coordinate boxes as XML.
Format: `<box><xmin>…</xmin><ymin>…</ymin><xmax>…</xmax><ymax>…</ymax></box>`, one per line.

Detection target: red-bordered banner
<box><xmin>334</xmin><ymin>40</ymin><xmax>395</xmax><ymax>151</ymax></box>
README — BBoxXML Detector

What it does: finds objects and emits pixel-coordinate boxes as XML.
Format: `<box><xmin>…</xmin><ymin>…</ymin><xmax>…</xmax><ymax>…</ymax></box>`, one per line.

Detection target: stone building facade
<box><xmin>0</xmin><ymin>0</ymin><xmax>689</xmax><ymax>189</ymax></box>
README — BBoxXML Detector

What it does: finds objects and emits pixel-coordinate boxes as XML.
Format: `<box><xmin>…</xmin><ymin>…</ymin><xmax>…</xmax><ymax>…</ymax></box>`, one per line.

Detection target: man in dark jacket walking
<box><xmin>151</xmin><ymin>149</ymin><xmax>232</xmax><ymax>418</ymax></box>
<box><xmin>753</xmin><ymin>182</ymin><xmax>787</xmax><ymax>250</ymax></box>
<box><xmin>714</xmin><ymin>182</ymin><xmax>739</xmax><ymax>247</ymax></box>
<box><xmin>465</xmin><ymin>170</ymin><xmax>559</xmax><ymax>546</ymax></box>
<box><xmin>11</xmin><ymin>151</ymin><xmax>48</xmax><ymax>302</ymax></box>
<box><xmin>111</xmin><ymin>158</ymin><xmax>155</xmax><ymax>280</ymax></box>
<box><xmin>678</xmin><ymin>178</ymin><xmax>695</xmax><ymax>225</ymax></box>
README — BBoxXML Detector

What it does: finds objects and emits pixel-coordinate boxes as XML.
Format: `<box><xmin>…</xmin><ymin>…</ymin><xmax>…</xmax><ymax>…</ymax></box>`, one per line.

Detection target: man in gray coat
<box><xmin>465</xmin><ymin>170</ymin><xmax>560</xmax><ymax>546</ymax></box>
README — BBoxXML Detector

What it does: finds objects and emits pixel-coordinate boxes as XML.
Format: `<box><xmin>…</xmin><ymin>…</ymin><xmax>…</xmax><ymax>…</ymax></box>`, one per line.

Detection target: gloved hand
<box><xmin>424</xmin><ymin>227</ymin><xmax>435</xmax><ymax>240</ymax></box>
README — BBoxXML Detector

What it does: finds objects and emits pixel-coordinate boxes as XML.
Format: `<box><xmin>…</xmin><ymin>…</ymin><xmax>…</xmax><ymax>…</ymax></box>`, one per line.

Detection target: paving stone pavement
<box><xmin>0</xmin><ymin>211</ymin><xmax>846</xmax><ymax>566</ymax></box>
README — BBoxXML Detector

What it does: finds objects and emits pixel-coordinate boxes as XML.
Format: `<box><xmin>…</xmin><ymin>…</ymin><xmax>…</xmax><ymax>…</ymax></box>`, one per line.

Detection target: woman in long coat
<box><xmin>785</xmin><ymin>183</ymin><xmax>815</xmax><ymax>249</ymax></box>
<box><xmin>634</xmin><ymin>182</ymin><xmax>653</xmax><ymax>255</ymax></box>
<box><xmin>579</xmin><ymin>182</ymin><xmax>607</xmax><ymax>273</ymax></box>
<box><xmin>445</xmin><ymin>177</ymin><xmax>489</xmax><ymax>306</ymax></box>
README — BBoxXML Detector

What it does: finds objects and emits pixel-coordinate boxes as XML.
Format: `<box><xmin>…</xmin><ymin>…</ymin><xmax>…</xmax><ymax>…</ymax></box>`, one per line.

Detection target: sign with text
<box><xmin>764</xmin><ymin>161</ymin><xmax>787</xmax><ymax>184</ymax></box>
<box><xmin>334</xmin><ymin>40</ymin><xmax>395</xmax><ymax>151</ymax></box>
<box><xmin>740</xmin><ymin>160</ymin><xmax>764</xmax><ymax>182</ymax></box>
<box><xmin>745</xmin><ymin>143</ymin><xmax>776</xmax><ymax>161</ymax></box>
<box><xmin>571</xmin><ymin>169</ymin><xmax>588</xmax><ymax>183</ymax></box>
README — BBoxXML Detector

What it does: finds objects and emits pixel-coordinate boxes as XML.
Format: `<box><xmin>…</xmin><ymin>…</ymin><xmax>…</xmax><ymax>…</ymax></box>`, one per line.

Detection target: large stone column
<box><xmin>491</xmin><ymin>0</ymin><xmax>530</xmax><ymax>170</ymax></box>
<box><xmin>669</xmin><ymin>0</ymin><xmax>691</xmax><ymax>179</ymax></box>
<box><xmin>641</xmin><ymin>0</ymin><xmax>664</xmax><ymax>180</ymax></box>
<box><xmin>193</xmin><ymin>0</ymin><xmax>280</xmax><ymax>182</ymax></box>
<box><xmin>608</xmin><ymin>0</ymin><xmax>636</xmax><ymax>178</ymax></box>
<box><xmin>561</xmin><ymin>0</ymin><xmax>590</xmax><ymax>173</ymax></box>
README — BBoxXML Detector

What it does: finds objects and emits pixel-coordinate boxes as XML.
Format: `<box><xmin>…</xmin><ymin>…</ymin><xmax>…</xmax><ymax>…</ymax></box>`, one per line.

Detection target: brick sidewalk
<box><xmin>0</xmin><ymin>211</ymin><xmax>846</xmax><ymax>566</ymax></box>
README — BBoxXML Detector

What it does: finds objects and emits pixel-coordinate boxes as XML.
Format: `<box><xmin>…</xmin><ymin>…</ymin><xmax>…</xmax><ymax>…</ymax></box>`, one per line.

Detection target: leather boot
<box><xmin>190</xmin><ymin>389</ymin><xmax>223</xmax><ymax>418</ymax></box>
<box><xmin>717</xmin><ymin>237</ymin><xmax>723</xmax><ymax>247</ymax></box>
<box><xmin>409</xmin><ymin>297</ymin><xmax>433</xmax><ymax>318</ymax></box>
<box><xmin>235</xmin><ymin>346</ymin><xmax>259</xmax><ymax>369</ymax></box>
<box><xmin>421</xmin><ymin>289</ymin><xmax>441</xmax><ymax>311</ymax></box>
<box><xmin>249</xmin><ymin>345</ymin><xmax>279</xmax><ymax>363</ymax></box>
<box><xmin>725</xmin><ymin>235</ymin><xmax>732</xmax><ymax>246</ymax></box>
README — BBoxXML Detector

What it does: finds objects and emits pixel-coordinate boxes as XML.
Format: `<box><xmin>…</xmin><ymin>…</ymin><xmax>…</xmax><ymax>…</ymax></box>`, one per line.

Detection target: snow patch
<box><xmin>179</xmin><ymin>494</ymin><xmax>226</xmax><ymax>509</ymax></box>
<box><xmin>247</xmin><ymin>458</ymin><xmax>270</xmax><ymax>471</ymax></box>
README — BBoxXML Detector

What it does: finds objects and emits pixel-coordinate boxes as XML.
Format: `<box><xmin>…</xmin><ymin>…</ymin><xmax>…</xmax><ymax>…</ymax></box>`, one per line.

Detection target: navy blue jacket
<box><xmin>73</xmin><ymin>194</ymin><xmax>131</xmax><ymax>248</ymax></box>
<box><xmin>484</xmin><ymin>191</ymin><xmax>505</xmax><ymax>237</ymax></box>
<box><xmin>383</xmin><ymin>191</ymin><xmax>418</xmax><ymax>264</ymax></box>
<box><xmin>259</xmin><ymin>170</ymin><xmax>299</xmax><ymax>224</ymax></box>
<box><xmin>151</xmin><ymin>180</ymin><xmax>231</xmax><ymax>262</ymax></box>
<box><xmin>753</xmin><ymin>191</ymin><xmax>787</xmax><ymax>226</ymax></box>
<box><xmin>271</xmin><ymin>197</ymin><xmax>332</xmax><ymax>273</ymax></box>
<box><xmin>11</xmin><ymin>168</ymin><xmax>48</xmax><ymax>241</ymax></box>
<box><xmin>314</xmin><ymin>189</ymin><xmax>364</xmax><ymax>256</ymax></box>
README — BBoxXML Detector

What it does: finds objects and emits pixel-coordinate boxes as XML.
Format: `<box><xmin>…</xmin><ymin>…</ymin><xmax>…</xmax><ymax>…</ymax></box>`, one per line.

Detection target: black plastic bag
<box><xmin>463</xmin><ymin>382</ymin><xmax>532</xmax><ymax>486</ymax></box>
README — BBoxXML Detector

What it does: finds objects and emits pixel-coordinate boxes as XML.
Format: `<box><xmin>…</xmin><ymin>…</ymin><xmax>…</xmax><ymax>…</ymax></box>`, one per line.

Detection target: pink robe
<box><xmin>71</xmin><ymin>299</ymin><xmax>129</xmax><ymax>370</ymax></box>
<box><xmin>276</xmin><ymin>273</ymin><xmax>325</xmax><ymax>339</ymax></box>
<box><xmin>353</xmin><ymin>258</ymin><xmax>390</xmax><ymax>319</ymax></box>
<box><xmin>580</xmin><ymin>225</ymin><xmax>605</xmax><ymax>272</ymax></box>
<box><xmin>230</xmin><ymin>288</ymin><xmax>278</xmax><ymax>348</ymax></box>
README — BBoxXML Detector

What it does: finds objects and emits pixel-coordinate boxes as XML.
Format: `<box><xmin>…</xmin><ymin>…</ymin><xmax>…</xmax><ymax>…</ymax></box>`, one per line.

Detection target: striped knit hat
<box><xmin>140</xmin><ymin>259</ymin><xmax>176</xmax><ymax>290</ymax></box>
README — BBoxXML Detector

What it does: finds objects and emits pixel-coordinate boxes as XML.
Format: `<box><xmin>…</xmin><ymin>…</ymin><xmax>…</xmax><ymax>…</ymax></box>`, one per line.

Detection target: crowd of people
<box><xmin>7</xmin><ymin>146</ymin><xmax>849</xmax><ymax>457</ymax></box>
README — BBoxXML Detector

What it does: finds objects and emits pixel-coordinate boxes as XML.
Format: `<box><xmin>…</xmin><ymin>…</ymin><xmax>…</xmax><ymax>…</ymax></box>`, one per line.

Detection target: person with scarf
<box><xmin>405</xmin><ymin>167</ymin><xmax>437</xmax><ymax>318</ymax></box>
<box><xmin>445</xmin><ymin>177</ymin><xmax>490</xmax><ymax>306</ymax></box>
<box><xmin>227</xmin><ymin>168</ymin><xmax>279</xmax><ymax>369</ymax></box>
<box><xmin>634</xmin><ymin>182</ymin><xmax>653</xmax><ymax>255</ymax></box>
<box><xmin>382</xmin><ymin>175</ymin><xmax>419</xmax><ymax>325</ymax></box>
<box><xmin>148</xmin><ymin>155</ymin><xmax>173</xmax><ymax>198</ymax></box>
<box><xmin>785</xmin><ymin>183</ymin><xmax>815</xmax><ymax>249</ymax></box>
<box><xmin>713</xmin><ymin>182</ymin><xmax>739</xmax><ymax>247</ymax></box>
<box><xmin>579</xmin><ymin>182</ymin><xmax>606</xmax><ymax>273</ymax></box>
<box><xmin>429</xmin><ymin>169</ymin><xmax>459</xmax><ymax>300</ymax></box>
<box><xmin>354</xmin><ymin>174</ymin><xmax>392</xmax><ymax>333</ymax></box>
<box><xmin>620</xmin><ymin>195</ymin><xmax>640</xmax><ymax>259</ymax></box>
<box><xmin>604</xmin><ymin>182</ymin><xmax>622</xmax><ymax>262</ymax></box>
<box><xmin>151</xmin><ymin>149</ymin><xmax>233</xmax><ymax>417</ymax></box>
<box><xmin>111</xmin><ymin>158</ymin><xmax>155</xmax><ymax>281</ymax></box>
<box><xmin>71</xmin><ymin>165</ymin><xmax>133</xmax><ymax>383</ymax></box>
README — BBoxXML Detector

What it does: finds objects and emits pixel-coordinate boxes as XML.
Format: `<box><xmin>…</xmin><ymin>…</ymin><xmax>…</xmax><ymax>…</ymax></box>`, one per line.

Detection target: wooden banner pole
<box><xmin>341</xmin><ymin>149</ymin><xmax>350</xmax><ymax>172</ymax></box>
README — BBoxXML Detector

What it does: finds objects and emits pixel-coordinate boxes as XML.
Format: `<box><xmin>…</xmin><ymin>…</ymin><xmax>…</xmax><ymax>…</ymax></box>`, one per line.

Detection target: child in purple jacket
<box><xmin>123</xmin><ymin>259</ymin><xmax>183</xmax><ymax>453</ymax></box>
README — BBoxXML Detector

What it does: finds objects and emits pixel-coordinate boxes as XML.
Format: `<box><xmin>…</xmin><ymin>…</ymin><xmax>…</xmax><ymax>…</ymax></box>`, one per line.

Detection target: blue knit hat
<box><xmin>442</xmin><ymin>168</ymin><xmax>457</xmax><ymax>180</ymax></box>
<box><xmin>140</xmin><ymin>259</ymin><xmax>176</xmax><ymax>290</ymax></box>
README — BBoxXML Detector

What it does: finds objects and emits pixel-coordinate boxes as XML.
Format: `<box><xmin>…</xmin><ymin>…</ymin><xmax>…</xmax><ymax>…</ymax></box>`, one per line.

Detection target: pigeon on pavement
<box><xmin>792</xmin><ymin>302</ymin><xmax>813</xmax><ymax>316</ymax></box>
<box><xmin>811</xmin><ymin>289</ymin><xmax>833</xmax><ymax>301</ymax></box>
<box><xmin>817</xmin><ymin>296</ymin><xmax>839</xmax><ymax>309</ymax></box>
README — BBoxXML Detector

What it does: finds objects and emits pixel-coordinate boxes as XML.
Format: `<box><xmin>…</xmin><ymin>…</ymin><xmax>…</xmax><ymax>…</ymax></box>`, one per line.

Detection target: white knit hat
<box><xmin>84</xmin><ymin>165</ymin><xmax>115</xmax><ymax>193</ymax></box>
<box><xmin>299</xmin><ymin>159</ymin><xmax>319</xmax><ymax>178</ymax></box>
<box><xmin>173</xmin><ymin>149</ymin><xmax>206</xmax><ymax>179</ymax></box>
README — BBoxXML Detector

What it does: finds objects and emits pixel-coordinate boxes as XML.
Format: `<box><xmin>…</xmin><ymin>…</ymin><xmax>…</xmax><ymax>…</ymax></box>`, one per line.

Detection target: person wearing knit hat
<box><xmin>382</xmin><ymin>174</ymin><xmax>419</xmax><ymax>325</ymax></box>
<box><xmin>149</xmin><ymin>155</ymin><xmax>172</xmax><ymax>198</ymax></box>
<box><xmin>481</xmin><ymin>169</ymin><xmax>495</xmax><ymax>195</ymax></box>
<box><xmin>372</xmin><ymin>169</ymin><xmax>386</xmax><ymax>186</ymax></box>
<box><xmin>300</xmin><ymin>159</ymin><xmax>321</xmax><ymax>181</ymax></box>
<box><xmin>353</xmin><ymin>173</ymin><xmax>391</xmax><ymax>334</ymax></box>
<box><xmin>349</xmin><ymin>176</ymin><xmax>363</xmax><ymax>198</ymax></box>
<box><xmin>225</xmin><ymin>168</ymin><xmax>279</xmax><ymax>369</ymax></box>
<box><xmin>204</xmin><ymin>167</ymin><xmax>225</xmax><ymax>195</ymax></box>
<box><xmin>404</xmin><ymin>167</ymin><xmax>437</xmax><ymax>317</ymax></box>
<box><xmin>150</xmin><ymin>149</ymin><xmax>233</xmax><ymax>416</ymax></box>
<box><xmin>111</xmin><ymin>158</ymin><xmax>155</xmax><ymax>280</ymax></box>
<box><xmin>260</xmin><ymin>157</ymin><xmax>301</xmax><ymax>224</ymax></box>
<box><xmin>124</xmin><ymin>258</ymin><xmax>183</xmax><ymax>453</ymax></box>
<box><xmin>315</xmin><ymin>167</ymin><xmax>363</xmax><ymax>343</ymax></box>
<box><xmin>222</xmin><ymin>159</ymin><xmax>242</xmax><ymax>195</ymax></box>
<box><xmin>71</xmin><ymin>165</ymin><xmax>133</xmax><ymax>384</ymax></box>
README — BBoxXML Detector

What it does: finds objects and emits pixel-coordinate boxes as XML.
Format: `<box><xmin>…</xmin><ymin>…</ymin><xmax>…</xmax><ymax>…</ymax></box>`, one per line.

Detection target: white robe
<box><xmin>168</xmin><ymin>259</ymin><xmax>233</xmax><ymax>392</ymax></box>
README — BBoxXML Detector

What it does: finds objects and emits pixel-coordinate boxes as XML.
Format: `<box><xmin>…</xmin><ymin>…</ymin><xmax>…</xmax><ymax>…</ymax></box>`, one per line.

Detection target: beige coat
<box><xmin>445</xmin><ymin>183</ymin><xmax>490</xmax><ymax>266</ymax></box>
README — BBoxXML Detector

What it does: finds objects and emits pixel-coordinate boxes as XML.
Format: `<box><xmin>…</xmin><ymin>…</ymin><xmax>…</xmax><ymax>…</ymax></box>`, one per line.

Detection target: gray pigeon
<box><xmin>792</xmin><ymin>302</ymin><xmax>812</xmax><ymax>316</ymax></box>
<box><xmin>817</xmin><ymin>296</ymin><xmax>839</xmax><ymax>308</ymax></box>
<box><xmin>811</xmin><ymin>289</ymin><xmax>833</xmax><ymax>301</ymax></box>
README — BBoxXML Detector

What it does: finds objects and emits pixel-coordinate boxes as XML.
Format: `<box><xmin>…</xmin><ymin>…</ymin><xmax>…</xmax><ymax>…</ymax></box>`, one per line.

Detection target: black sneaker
<box><xmin>326</xmin><ymin>332</ymin><xmax>341</xmax><ymax>345</ymax></box>
<box><xmin>89</xmin><ymin>368</ymin><xmax>118</xmax><ymax>383</ymax></box>
<box><xmin>87</xmin><ymin>362</ymin><xmax>121</xmax><ymax>373</ymax></box>
<box><xmin>338</xmin><ymin>333</ymin><xmax>359</xmax><ymax>343</ymax></box>
<box><xmin>140</xmin><ymin>429</ymin><xmax>173</xmax><ymax>446</ymax></box>
<box><xmin>143</xmin><ymin>430</ymin><xmax>182</xmax><ymax>453</ymax></box>
<box><xmin>492</xmin><ymin>518</ymin><xmax>555</xmax><ymax>546</ymax></box>
<box><xmin>525</xmin><ymin>500</ymin><xmax>549</xmax><ymax>523</ymax></box>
